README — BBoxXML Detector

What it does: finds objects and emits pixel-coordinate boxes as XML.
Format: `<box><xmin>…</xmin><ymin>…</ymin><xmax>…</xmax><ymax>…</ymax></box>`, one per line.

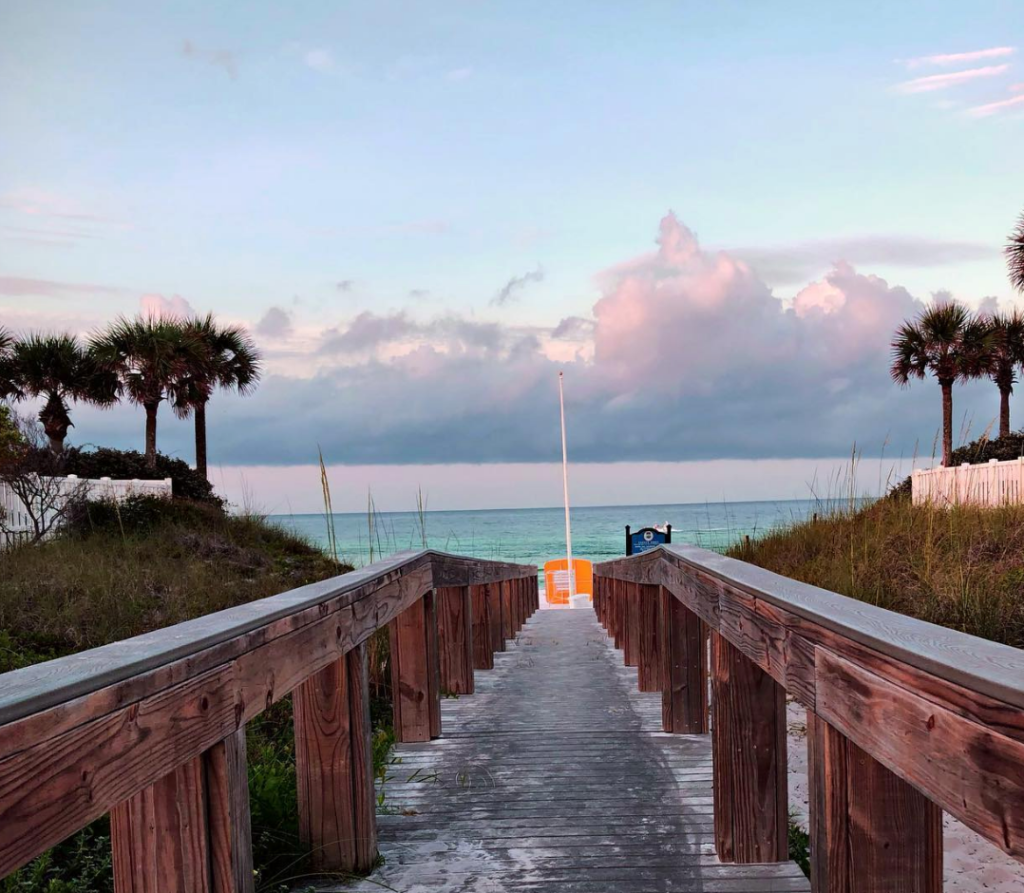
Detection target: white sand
<box><xmin>786</xmin><ymin>702</ymin><xmax>1024</xmax><ymax>891</ymax></box>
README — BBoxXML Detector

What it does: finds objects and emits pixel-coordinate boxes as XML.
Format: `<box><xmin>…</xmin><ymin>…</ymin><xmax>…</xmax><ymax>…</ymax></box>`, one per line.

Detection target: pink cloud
<box><xmin>896</xmin><ymin>64</ymin><xmax>1010</xmax><ymax>93</ymax></box>
<box><xmin>139</xmin><ymin>294</ymin><xmax>197</xmax><ymax>318</ymax></box>
<box><xmin>905</xmin><ymin>47</ymin><xmax>1016</xmax><ymax>69</ymax></box>
<box><xmin>967</xmin><ymin>93</ymin><xmax>1024</xmax><ymax>118</ymax></box>
<box><xmin>592</xmin><ymin>214</ymin><xmax>919</xmax><ymax>395</ymax></box>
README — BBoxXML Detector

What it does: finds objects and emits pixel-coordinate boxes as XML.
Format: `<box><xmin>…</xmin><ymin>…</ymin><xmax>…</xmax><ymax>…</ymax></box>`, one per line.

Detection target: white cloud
<box><xmin>303</xmin><ymin>49</ymin><xmax>335</xmax><ymax>73</ymax></box>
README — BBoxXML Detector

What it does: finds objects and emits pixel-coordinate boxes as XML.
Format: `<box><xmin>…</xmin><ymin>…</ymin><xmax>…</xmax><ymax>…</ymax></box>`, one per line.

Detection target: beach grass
<box><xmin>728</xmin><ymin>494</ymin><xmax>1024</xmax><ymax>648</ymax></box>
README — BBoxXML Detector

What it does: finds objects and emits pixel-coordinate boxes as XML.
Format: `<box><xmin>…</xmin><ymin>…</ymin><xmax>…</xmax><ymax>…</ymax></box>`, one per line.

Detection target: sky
<box><xmin>2</xmin><ymin>1</ymin><xmax>1023</xmax><ymax>511</ymax></box>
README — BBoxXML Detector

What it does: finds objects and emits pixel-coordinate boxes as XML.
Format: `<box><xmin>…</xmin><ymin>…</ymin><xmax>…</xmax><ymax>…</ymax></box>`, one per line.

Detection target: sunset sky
<box><xmin>2</xmin><ymin>2</ymin><xmax>1023</xmax><ymax>512</ymax></box>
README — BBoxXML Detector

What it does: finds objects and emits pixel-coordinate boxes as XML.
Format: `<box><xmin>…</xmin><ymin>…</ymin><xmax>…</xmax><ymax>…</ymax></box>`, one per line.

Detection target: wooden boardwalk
<box><xmin>338</xmin><ymin>609</ymin><xmax>810</xmax><ymax>893</ymax></box>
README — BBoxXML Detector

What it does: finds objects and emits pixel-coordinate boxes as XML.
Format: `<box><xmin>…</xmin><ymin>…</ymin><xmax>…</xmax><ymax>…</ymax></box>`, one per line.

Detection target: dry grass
<box><xmin>729</xmin><ymin>496</ymin><xmax>1024</xmax><ymax>648</ymax></box>
<box><xmin>0</xmin><ymin>498</ymin><xmax>345</xmax><ymax>669</ymax></box>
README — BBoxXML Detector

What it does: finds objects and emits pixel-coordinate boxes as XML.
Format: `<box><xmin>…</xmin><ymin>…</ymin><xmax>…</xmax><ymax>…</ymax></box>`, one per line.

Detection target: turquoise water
<box><xmin>269</xmin><ymin>500</ymin><xmax>821</xmax><ymax>570</ymax></box>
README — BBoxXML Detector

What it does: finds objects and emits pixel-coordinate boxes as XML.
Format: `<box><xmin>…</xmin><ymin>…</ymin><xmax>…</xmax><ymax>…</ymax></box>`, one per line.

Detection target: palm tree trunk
<box><xmin>1000</xmin><ymin>386</ymin><xmax>1012</xmax><ymax>439</ymax></box>
<box><xmin>195</xmin><ymin>399</ymin><xmax>208</xmax><ymax>480</ymax></box>
<box><xmin>941</xmin><ymin>380</ymin><xmax>954</xmax><ymax>467</ymax></box>
<box><xmin>144</xmin><ymin>402</ymin><xmax>159</xmax><ymax>469</ymax></box>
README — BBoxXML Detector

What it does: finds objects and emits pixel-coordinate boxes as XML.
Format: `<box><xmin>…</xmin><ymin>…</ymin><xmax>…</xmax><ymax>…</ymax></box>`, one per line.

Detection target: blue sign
<box><xmin>626</xmin><ymin>525</ymin><xmax>671</xmax><ymax>555</ymax></box>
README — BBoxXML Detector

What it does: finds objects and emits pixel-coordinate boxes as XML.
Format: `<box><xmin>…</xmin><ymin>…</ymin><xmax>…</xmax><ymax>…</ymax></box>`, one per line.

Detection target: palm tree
<box><xmin>891</xmin><ymin>302</ymin><xmax>993</xmax><ymax>466</ymax></box>
<box><xmin>173</xmin><ymin>314</ymin><xmax>262</xmax><ymax>480</ymax></box>
<box><xmin>8</xmin><ymin>333</ymin><xmax>119</xmax><ymax>453</ymax></box>
<box><xmin>1008</xmin><ymin>213</ymin><xmax>1024</xmax><ymax>293</ymax></box>
<box><xmin>90</xmin><ymin>316</ymin><xmax>206</xmax><ymax>469</ymax></box>
<box><xmin>0</xmin><ymin>327</ymin><xmax>18</xmax><ymax>401</ymax></box>
<box><xmin>983</xmin><ymin>309</ymin><xmax>1024</xmax><ymax>438</ymax></box>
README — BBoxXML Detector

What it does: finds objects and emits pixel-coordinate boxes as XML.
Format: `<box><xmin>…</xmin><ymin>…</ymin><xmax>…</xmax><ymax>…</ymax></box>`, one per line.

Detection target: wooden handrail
<box><xmin>594</xmin><ymin>543</ymin><xmax>1024</xmax><ymax>888</ymax></box>
<box><xmin>0</xmin><ymin>550</ymin><xmax>538</xmax><ymax>887</ymax></box>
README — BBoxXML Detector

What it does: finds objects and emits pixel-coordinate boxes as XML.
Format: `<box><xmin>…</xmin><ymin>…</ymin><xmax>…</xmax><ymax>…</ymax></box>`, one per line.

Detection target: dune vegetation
<box><xmin>0</xmin><ymin>492</ymin><xmax>395</xmax><ymax>893</ymax></box>
<box><xmin>728</xmin><ymin>491</ymin><xmax>1024</xmax><ymax>649</ymax></box>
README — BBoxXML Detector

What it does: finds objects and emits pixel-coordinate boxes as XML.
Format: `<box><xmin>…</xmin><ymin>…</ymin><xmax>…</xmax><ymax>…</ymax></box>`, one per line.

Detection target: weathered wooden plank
<box><xmin>816</xmin><ymin>648</ymin><xmax>1024</xmax><ymax>862</ymax></box>
<box><xmin>808</xmin><ymin>710</ymin><xmax>941</xmax><ymax>892</ymax></box>
<box><xmin>637</xmin><ymin>583</ymin><xmax>662</xmax><ymax>692</ymax></box>
<box><xmin>0</xmin><ymin>561</ymin><xmax>434</xmax><ymax>764</ymax></box>
<box><xmin>330</xmin><ymin>609</ymin><xmax>808</xmax><ymax>893</ymax></box>
<box><xmin>470</xmin><ymin>584</ymin><xmax>494</xmax><ymax>670</ymax></box>
<box><xmin>661</xmin><ymin>590</ymin><xmax>708</xmax><ymax>734</ymax></box>
<box><xmin>486</xmin><ymin>582</ymin><xmax>505</xmax><ymax>654</ymax></box>
<box><xmin>501</xmin><ymin>580</ymin><xmax>515</xmax><ymax>641</ymax></box>
<box><xmin>657</xmin><ymin>545</ymin><xmax>1024</xmax><ymax>711</ymax></box>
<box><xmin>292</xmin><ymin>642</ymin><xmax>377</xmax><ymax>875</ymax></box>
<box><xmin>293</xmin><ymin>654</ymin><xmax>357</xmax><ymax>871</ymax></box>
<box><xmin>205</xmin><ymin>729</ymin><xmax>253</xmax><ymax>893</ymax></box>
<box><xmin>711</xmin><ymin>632</ymin><xmax>787</xmax><ymax>864</ymax></box>
<box><xmin>389</xmin><ymin>596</ymin><xmax>438</xmax><ymax>743</ymax></box>
<box><xmin>0</xmin><ymin>551</ymin><xmax>435</xmax><ymax>730</ymax></box>
<box><xmin>424</xmin><ymin>591</ymin><xmax>442</xmax><ymax>739</ymax></box>
<box><xmin>437</xmin><ymin>586</ymin><xmax>474</xmax><ymax>695</ymax></box>
<box><xmin>346</xmin><ymin>643</ymin><xmax>377</xmax><ymax>873</ymax></box>
<box><xmin>111</xmin><ymin>754</ymin><xmax>212</xmax><ymax>893</ymax></box>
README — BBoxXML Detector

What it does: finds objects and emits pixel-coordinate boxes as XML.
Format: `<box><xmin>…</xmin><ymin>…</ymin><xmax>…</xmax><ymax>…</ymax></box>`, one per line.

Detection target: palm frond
<box><xmin>1007</xmin><ymin>212</ymin><xmax>1024</xmax><ymax>293</ymax></box>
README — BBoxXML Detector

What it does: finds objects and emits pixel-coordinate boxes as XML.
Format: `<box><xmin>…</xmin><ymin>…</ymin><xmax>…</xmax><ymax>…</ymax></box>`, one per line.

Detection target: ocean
<box><xmin>268</xmin><ymin>499</ymin><xmax>822</xmax><ymax>571</ymax></box>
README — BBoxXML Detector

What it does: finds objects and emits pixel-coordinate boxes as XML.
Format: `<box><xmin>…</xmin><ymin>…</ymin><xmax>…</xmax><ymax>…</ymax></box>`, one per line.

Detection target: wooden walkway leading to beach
<box><xmin>338</xmin><ymin>609</ymin><xmax>809</xmax><ymax>892</ymax></box>
<box><xmin>1</xmin><ymin>546</ymin><xmax>1022</xmax><ymax>893</ymax></box>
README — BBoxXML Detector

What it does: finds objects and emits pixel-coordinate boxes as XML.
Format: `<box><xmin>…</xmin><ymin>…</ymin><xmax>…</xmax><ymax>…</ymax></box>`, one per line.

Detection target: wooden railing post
<box><xmin>292</xmin><ymin>642</ymin><xmax>377</xmax><ymax>875</ymax></box>
<box><xmin>470</xmin><ymin>584</ymin><xmax>494</xmax><ymax>670</ymax></box>
<box><xmin>206</xmin><ymin>729</ymin><xmax>255</xmax><ymax>893</ymax></box>
<box><xmin>388</xmin><ymin>592</ymin><xmax>441</xmax><ymax>742</ymax></box>
<box><xmin>660</xmin><ymin>589</ymin><xmax>708</xmax><ymax>734</ymax></box>
<box><xmin>624</xmin><ymin>582</ymin><xmax>639</xmax><ymax>668</ymax></box>
<box><xmin>808</xmin><ymin>712</ymin><xmax>942</xmax><ymax>892</ymax></box>
<box><xmin>710</xmin><ymin>630</ymin><xmax>787</xmax><ymax>863</ymax></box>
<box><xmin>486</xmin><ymin>581</ymin><xmax>505</xmax><ymax>654</ymax></box>
<box><xmin>112</xmin><ymin>729</ymin><xmax>254</xmax><ymax>893</ymax></box>
<box><xmin>437</xmin><ymin>585</ymin><xmax>474</xmax><ymax>695</ymax></box>
<box><xmin>501</xmin><ymin>580</ymin><xmax>514</xmax><ymax>641</ymax></box>
<box><xmin>637</xmin><ymin>583</ymin><xmax>662</xmax><ymax>692</ymax></box>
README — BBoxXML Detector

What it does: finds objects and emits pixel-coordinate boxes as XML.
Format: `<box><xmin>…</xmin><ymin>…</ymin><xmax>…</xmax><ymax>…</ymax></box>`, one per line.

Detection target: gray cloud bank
<box><xmin>70</xmin><ymin>215</ymin><xmax>1008</xmax><ymax>467</ymax></box>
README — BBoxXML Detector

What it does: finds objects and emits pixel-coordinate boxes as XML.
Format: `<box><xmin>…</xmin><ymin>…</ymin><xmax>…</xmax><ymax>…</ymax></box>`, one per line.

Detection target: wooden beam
<box><xmin>501</xmin><ymin>581</ymin><xmax>514</xmax><ymax>642</ymax></box>
<box><xmin>486</xmin><ymin>582</ymin><xmax>505</xmax><ymax>655</ymax></box>
<box><xmin>661</xmin><ymin>590</ymin><xmax>708</xmax><ymax>734</ymax></box>
<box><xmin>637</xmin><ymin>583</ymin><xmax>662</xmax><ymax>692</ymax></box>
<box><xmin>711</xmin><ymin>631</ymin><xmax>787</xmax><ymax>863</ymax></box>
<box><xmin>389</xmin><ymin>595</ymin><xmax>441</xmax><ymax>743</ymax></box>
<box><xmin>816</xmin><ymin>648</ymin><xmax>1024</xmax><ymax>861</ymax></box>
<box><xmin>205</xmin><ymin>729</ymin><xmax>254</xmax><ymax>893</ymax></box>
<box><xmin>111</xmin><ymin>756</ymin><xmax>212</xmax><ymax>893</ymax></box>
<box><xmin>293</xmin><ymin>642</ymin><xmax>377</xmax><ymax>874</ymax></box>
<box><xmin>437</xmin><ymin>586</ymin><xmax>474</xmax><ymax>695</ymax></box>
<box><xmin>470</xmin><ymin>584</ymin><xmax>494</xmax><ymax>670</ymax></box>
<box><xmin>624</xmin><ymin>583</ymin><xmax>639</xmax><ymax>668</ymax></box>
<box><xmin>809</xmin><ymin>710</ymin><xmax>942</xmax><ymax>892</ymax></box>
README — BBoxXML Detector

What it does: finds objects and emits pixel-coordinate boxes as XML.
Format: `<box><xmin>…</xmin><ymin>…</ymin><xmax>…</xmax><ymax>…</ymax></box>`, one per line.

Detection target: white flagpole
<box><xmin>558</xmin><ymin>371</ymin><xmax>576</xmax><ymax>599</ymax></box>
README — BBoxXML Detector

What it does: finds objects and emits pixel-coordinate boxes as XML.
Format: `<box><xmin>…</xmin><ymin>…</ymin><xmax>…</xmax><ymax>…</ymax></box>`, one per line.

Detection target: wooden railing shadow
<box><xmin>594</xmin><ymin>543</ymin><xmax>1024</xmax><ymax>890</ymax></box>
<box><xmin>0</xmin><ymin>549</ymin><xmax>538</xmax><ymax>891</ymax></box>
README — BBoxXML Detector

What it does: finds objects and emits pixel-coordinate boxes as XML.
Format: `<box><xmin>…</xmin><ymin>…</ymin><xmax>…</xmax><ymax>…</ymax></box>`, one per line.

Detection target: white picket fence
<box><xmin>912</xmin><ymin>457</ymin><xmax>1024</xmax><ymax>507</ymax></box>
<box><xmin>0</xmin><ymin>475</ymin><xmax>173</xmax><ymax>545</ymax></box>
